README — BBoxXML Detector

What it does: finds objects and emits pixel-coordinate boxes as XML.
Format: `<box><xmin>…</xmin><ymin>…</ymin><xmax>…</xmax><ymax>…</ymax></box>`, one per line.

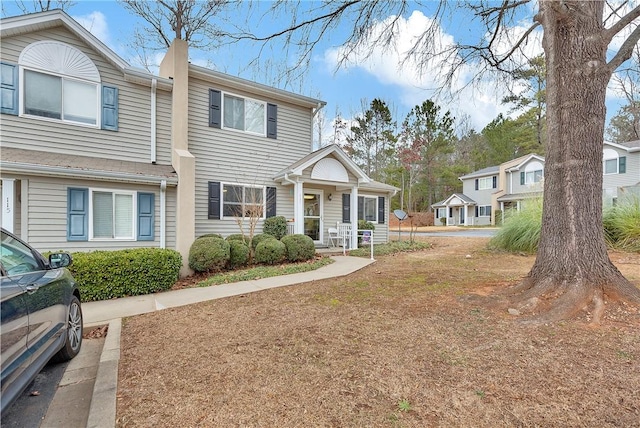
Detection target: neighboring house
<box><xmin>0</xmin><ymin>10</ymin><xmax>397</xmax><ymax>275</ymax></box>
<box><xmin>432</xmin><ymin>154</ymin><xmax>544</xmax><ymax>226</ymax></box>
<box><xmin>602</xmin><ymin>140</ymin><xmax>640</xmax><ymax>205</ymax></box>
<box><xmin>433</xmin><ymin>140</ymin><xmax>639</xmax><ymax>226</ymax></box>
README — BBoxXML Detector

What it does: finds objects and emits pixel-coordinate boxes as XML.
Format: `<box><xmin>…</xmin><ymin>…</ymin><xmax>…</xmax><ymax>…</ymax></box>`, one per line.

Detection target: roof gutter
<box><xmin>0</xmin><ymin>162</ymin><xmax>178</xmax><ymax>186</ymax></box>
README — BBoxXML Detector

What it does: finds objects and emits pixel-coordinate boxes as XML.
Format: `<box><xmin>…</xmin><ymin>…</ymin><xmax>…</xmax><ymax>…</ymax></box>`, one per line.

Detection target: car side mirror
<box><xmin>49</xmin><ymin>252</ymin><xmax>72</xmax><ymax>269</ymax></box>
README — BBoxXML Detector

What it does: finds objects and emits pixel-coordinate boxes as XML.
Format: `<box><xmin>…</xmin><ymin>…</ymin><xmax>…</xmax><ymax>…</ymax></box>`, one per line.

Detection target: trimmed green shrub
<box><xmin>197</xmin><ymin>233</ymin><xmax>224</xmax><ymax>240</ymax></box>
<box><xmin>68</xmin><ymin>248</ymin><xmax>182</xmax><ymax>302</ymax></box>
<box><xmin>188</xmin><ymin>237</ymin><xmax>230</xmax><ymax>273</ymax></box>
<box><xmin>226</xmin><ymin>234</ymin><xmax>249</xmax><ymax>244</ymax></box>
<box><xmin>251</xmin><ymin>233</ymin><xmax>276</xmax><ymax>250</ymax></box>
<box><xmin>254</xmin><ymin>238</ymin><xmax>287</xmax><ymax>265</ymax></box>
<box><xmin>281</xmin><ymin>234</ymin><xmax>316</xmax><ymax>262</ymax></box>
<box><xmin>263</xmin><ymin>216</ymin><xmax>288</xmax><ymax>240</ymax></box>
<box><xmin>228</xmin><ymin>240</ymin><xmax>250</xmax><ymax>268</ymax></box>
<box><xmin>358</xmin><ymin>220</ymin><xmax>375</xmax><ymax>231</ymax></box>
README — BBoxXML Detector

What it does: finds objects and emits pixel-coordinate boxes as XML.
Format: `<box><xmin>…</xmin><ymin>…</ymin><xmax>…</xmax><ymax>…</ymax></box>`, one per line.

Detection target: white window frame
<box><xmin>88</xmin><ymin>188</ymin><xmax>136</xmax><ymax>241</ymax></box>
<box><xmin>221</xmin><ymin>91</ymin><xmax>267</xmax><ymax>136</ymax></box>
<box><xmin>359</xmin><ymin>195</ymin><xmax>378</xmax><ymax>223</ymax></box>
<box><xmin>478</xmin><ymin>205</ymin><xmax>492</xmax><ymax>217</ymax></box>
<box><xmin>603</xmin><ymin>149</ymin><xmax>619</xmax><ymax>175</ymax></box>
<box><xmin>478</xmin><ymin>177</ymin><xmax>493</xmax><ymax>190</ymax></box>
<box><xmin>525</xmin><ymin>169</ymin><xmax>543</xmax><ymax>184</ymax></box>
<box><xmin>436</xmin><ymin>207</ymin><xmax>447</xmax><ymax>218</ymax></box>
<box><xmin>20</xmin><ymin>67</ymin><xmax>100</xmax><ymax>127</ymax></box>
<box><xmin>221</xmin><ymin>183</ymin><xmax>266</xmax><ymax>219</ymax></box>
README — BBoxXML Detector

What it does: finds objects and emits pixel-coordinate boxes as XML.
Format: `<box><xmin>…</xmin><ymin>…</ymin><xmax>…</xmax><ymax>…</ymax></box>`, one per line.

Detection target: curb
<box><xmin>86</xmin><ymin>318</ymin><xmax>121</xmax><ymax>428</ymax></box>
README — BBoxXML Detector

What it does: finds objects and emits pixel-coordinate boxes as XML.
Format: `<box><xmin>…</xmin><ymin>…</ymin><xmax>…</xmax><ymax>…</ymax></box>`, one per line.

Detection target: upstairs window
<box><xmin>24</xmin><ymin>69</ymin><xmax>98</xmax><ymax>125</ymax></box>
<box><xmin>477</xmin><ymin>177</ymin><xmax>494</xmax><ymax>190</ymax></box>
<box><xmin>209</xmin><ymin>89</ymin><xmax>277</xmax><ymax>138</ymax></box>
<box><xmin>603</xmin><ymin>149</ymin><xmax>626</xmax><ymax>175</ymax></box>
<box><xmin>521</xmin><ymin>161</ymin><xmax>544</xmax><ymax>185</ymax></box>
<box><xmin>223</xmin><ymin>94</ymin><xmax>265</xmax><ymax>134</ymax></box>
<box><xmin>12</xmin><ymin>41</ymin><xmax>118</xmax><ymax>130</ymax></box>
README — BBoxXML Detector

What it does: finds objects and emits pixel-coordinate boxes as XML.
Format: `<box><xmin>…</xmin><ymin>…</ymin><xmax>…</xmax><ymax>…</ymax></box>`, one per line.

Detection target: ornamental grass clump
<box><xmin>603</xmin><ymin>196</ymin><xmax>640</xmax><ymax>252</ymax></box>
<box><xmin>489</xmin><ymin>198</ymin><xmax>542</xmax><ymax>253</ymax></box>
<box><xmin>188</xmin><ymin>236</ymin><xmax>230</xmax><ymax>273</ymax></box>
<box><xmin>254</xmin><ymin>238</ymin><xmax>287</xmax><ymax>265</ymax></box>
<box><xmin>281</xmin><ymin>234</ymin><xmax>316</xmax><ymax>262</ymax></box>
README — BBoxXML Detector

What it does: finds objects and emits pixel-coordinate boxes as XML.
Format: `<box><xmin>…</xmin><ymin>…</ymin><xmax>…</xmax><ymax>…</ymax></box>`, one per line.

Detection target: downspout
<box><xmin>151</xmin><ymin>79</ymin><xmax>157</xmax><ymax>163</ymax></box>
<box><xmin>160</xmin><ymin>179</ymin><xmax>166</xmax><ymax>248</ymax></box>
<box><xmin>283</xmin><ymin>173</ymin><xmax>302</xmax><ymax>234</ymax></box>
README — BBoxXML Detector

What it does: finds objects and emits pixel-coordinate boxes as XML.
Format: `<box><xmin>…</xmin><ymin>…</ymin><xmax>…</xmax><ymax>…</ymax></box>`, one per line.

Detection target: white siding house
<box><xmin>433</xmin><ymin>142</ymin><xmax>638</xmax><ymax>226</ymax></box>
<box><xmin>1</xmin><ymin>10</ymin><xmax>398</xmax><ymax>275</ymax></box>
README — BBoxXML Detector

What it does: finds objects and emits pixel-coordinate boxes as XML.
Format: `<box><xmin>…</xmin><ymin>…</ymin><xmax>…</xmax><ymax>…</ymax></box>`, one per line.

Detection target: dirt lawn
<box><xmin>116</xmin><ymin>237</ymin><xmax>640</xmax><ymax>427</ymax></box>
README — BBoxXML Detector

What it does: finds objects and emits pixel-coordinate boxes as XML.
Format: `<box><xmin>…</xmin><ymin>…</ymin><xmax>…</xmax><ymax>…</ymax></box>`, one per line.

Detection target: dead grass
<box><xmin>116</xmin><ymin>237</ymin><xmax>640</xmax><ymax>427</ymax></box>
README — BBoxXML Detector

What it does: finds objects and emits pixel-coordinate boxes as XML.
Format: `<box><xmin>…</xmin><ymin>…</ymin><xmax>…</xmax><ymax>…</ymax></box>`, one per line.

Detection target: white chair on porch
<box><xmin>326</xmin><ymin>227</ymin><xmax>340</xmax><ymax>247</ymax></box>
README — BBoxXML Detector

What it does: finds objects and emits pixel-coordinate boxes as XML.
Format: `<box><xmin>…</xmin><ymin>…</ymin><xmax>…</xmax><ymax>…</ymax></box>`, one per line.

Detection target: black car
<box><xmin>0</xmin><ymin>228</ymin><xmax>82</xmax><ymax>414</ymax></box>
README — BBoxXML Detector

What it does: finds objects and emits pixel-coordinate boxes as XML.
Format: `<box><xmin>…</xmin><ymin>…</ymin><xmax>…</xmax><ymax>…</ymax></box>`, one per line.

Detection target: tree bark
<box><xmin>510</xmin><ymin>1</ymin><xmax>640</xmax><ymax>324</ymax></box>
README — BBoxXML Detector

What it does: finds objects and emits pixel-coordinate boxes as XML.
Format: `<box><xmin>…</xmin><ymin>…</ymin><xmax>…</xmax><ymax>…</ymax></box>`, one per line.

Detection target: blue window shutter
<box><xmin>67</xmin><ymin>188</ymin><xmax>88</xmax><ymax>241</ymax></box>
<box><xmin>492</xmin><ymin>176</ymin><xmax>497</xmax><ymax>188</ymax></box>
<box><xmin>208</xmin><ymin>181</ymin><xmax>221</xmax><ymax>219</ymax></box>
<box><xmin>377</xmin><ymin>196</ymin><xmax>385</xmax><ymax>224</ymax></box>
<box><xmin>619</xmin><ymin>156</ymin><xmax>626</xmax><ymax>173</ymax></box>
<box><xmin>137</xmin><ymin>192</ymin><xmax>155</xmax><ymax>241</ymax></box>
<box><xmin>475</xmin><ymin>206</ymin><xmax>479</xmax><ymax>217</ymax></box>
<box><xmin>266</xmin><ymin>187</ymin><xmax>277</xmax><ymax>217</ymax></box>
<box><xmin>1</xmin><ymin>62</ymin><xmax>18</xmax><ymax>115</ymax></box>
<box><xmin>520</xmin><ymin>171</ymin><xmax>525</xmax><ymax>185</ymax></box>
<box><xmin>342</xmin><ymin>194</ymin><xmax>350</xmax><ymax>223</ymax></box>
<box><xmin>209</xmin><ymin>89</ymin><xmax>221</xmax><ymax>128</ymax></box>
<box><xmin>475</xmin><ymin>179</ymin><xmax>478</xmax><ymax>190</ymax></box>
<box><xmin>267</xmin><ymin>103</ymin><xmax>277</xmax><ymax>139</ymax></box>
<box><xmin>102</xmin><ymin>85</ymin><xmax>118</xmax><ymax>131</ymax></box>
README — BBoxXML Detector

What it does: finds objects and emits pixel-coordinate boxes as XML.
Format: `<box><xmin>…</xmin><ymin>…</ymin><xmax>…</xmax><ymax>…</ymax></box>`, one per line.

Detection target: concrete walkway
<box><xmin>51</xmin><ymin>255</ymin><xmax>376</xmax><ymax>428</ymax></box>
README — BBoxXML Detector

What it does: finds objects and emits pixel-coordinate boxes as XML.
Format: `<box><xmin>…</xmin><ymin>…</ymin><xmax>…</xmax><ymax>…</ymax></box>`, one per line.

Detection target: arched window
<box><xmin>19</xmin><ymin>41</ymin><xmax>100</xmax><ymax>126</ymax></box>
<box><xmin>524</xmin><ymin>161</ymin><xmax>544</xmax><ymax>184</ymax></box>
<box><xmin>603</xmin><ymin>148</ymin><xmax>620</xmax><ymax>174</ymax></box>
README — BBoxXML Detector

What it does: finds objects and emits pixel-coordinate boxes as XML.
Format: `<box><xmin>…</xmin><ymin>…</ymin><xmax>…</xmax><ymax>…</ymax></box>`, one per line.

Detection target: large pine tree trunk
<box><xmin>510</xmin><ymin>1</ymin><xmax>640</xmax><ymax>323</ymax></box>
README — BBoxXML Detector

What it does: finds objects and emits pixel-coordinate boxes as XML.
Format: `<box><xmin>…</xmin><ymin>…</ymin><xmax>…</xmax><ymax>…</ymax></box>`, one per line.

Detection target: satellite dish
<box><xmin>393</xmin><ymin>209</ymin><xmax>408</xmax><ymax>221</ymax></box>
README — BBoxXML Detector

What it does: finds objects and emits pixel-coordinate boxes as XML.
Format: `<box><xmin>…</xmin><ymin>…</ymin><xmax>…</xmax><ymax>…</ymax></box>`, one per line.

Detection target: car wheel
<box><xmin>52</xmin><ymin>296</ymin><xmax>83</xmax><ymax>363</ymax></box>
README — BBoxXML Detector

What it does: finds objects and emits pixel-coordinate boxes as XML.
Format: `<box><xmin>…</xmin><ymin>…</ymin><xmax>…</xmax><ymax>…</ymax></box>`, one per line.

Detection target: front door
<box><xmin>459</xmin><ymin>207</ymin><xmax>465</xmax><ymax>224</ymax></box>
<box><xmin>303</xmin><ymin>190</ymin><xmax>323</xmax><ymax>244</ymax></box>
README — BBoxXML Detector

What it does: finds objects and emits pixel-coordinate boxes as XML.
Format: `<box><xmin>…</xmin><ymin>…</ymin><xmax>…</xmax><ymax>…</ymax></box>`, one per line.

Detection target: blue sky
<box><xmin>2</xmin><ymin>0</ymin><xmax>634</xmax><ymax>141</ymax></box>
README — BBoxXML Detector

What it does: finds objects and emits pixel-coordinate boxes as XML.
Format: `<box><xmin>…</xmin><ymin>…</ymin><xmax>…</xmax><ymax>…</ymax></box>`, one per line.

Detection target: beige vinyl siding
<box><xmin>15</xmin><ymin>175</ymin><xmax>175</xmax><ymax>253</ymax></box>
<box><xmin>1</xmin><ymin>27</ymin><xmax>173</xmax><ymax>165</ymax></box>
<box><xmin>188</xmin><ymin>77</ymin><xmax>314</xmax><ymax>237</ymax></box>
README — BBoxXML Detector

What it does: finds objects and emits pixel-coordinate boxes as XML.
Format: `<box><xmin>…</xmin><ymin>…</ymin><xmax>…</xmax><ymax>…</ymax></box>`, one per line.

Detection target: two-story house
<box><xmin>0</xmin><ymin>10</ymin><xmax>397</xmax><ymax>275</ymax></box>
<box><xmin>433</xmin><ymin>140</ymin><xmax>639</xmax><ymax>226</ymax></box>
<box><xmin>432</xmin><ymin>154</ymin><xmax>544</xmax><ymax>226</ymax></box>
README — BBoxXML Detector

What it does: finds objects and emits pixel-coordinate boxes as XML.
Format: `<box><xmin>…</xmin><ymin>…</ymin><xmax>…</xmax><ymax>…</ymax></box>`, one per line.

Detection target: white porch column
<box><xmin>350</xmin><ymin>185</ymin><xmax>358</xmax><ymax>249</ymax></box>
<box><xmin>2</xmin><ymin>179</ymin><xmax>15</xmax><ymax>233</ymax></box>
<box><xmin>294</xmin><ymin>181</ymin><xmax>304</xmax><ymax>234</ymax></box>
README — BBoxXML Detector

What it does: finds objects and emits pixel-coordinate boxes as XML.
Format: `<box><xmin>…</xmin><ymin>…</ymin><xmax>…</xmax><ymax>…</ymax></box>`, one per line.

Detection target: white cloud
<box><xmin>73</xmin><ymin>11</ymin><xmax>110</xmax><ymax>46</ymax></box>
<box><xmin>320</xmin><ymin>10</ymin><xmax>548</xmax><ymax>131</ymax></box>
